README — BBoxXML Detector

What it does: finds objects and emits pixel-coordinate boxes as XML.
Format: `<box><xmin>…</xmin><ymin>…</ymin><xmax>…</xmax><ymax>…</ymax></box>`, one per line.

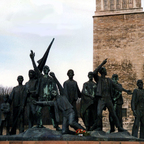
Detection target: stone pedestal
<box><xmin>0</xmin><ymin>128</ymin><xmax>140</xmax><ymax>141</ymax></box>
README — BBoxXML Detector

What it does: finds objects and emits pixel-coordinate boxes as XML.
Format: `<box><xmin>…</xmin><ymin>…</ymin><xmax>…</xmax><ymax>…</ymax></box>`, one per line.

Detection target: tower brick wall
<box><xmin>93</xmin><ymin>0</ymin><xmax>144</xmax><ymax>132</ymax></box>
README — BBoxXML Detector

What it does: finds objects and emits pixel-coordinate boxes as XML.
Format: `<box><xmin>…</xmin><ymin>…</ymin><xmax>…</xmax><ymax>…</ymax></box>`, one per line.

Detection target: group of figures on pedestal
<box><xmin>0</xmin><ymin>43</ymin><xmax>144</xmax><ymax>139</ymax></box>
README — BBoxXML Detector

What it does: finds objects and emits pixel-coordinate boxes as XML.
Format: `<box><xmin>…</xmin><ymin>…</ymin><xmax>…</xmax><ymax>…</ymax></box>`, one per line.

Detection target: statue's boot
<box><xmin>56</xmin><ymin>126</ymin><xmax>62</xmax><ymax>131</ymax></box>
<box><xmin>86</xmin><ymin>126</ymin><xmax>90</xmax><ymax>131</ymax></box>
<box><xmin>107</xmin><ymin>129</ymin><xmax>115</xmax><ymax>133</ymax></box>
<box><xmin>51</xmin><ymin>119</ymin><xmax>62</xmax><ymax>131</ymax></box>
<box><xmin>62</xmin><ymin>130</ymin><xmax>75</xmax><ymax>135</ymax></box>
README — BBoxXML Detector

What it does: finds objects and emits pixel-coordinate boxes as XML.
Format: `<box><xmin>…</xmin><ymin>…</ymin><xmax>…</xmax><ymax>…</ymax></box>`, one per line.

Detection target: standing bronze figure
<box><xmin>0</xmin><ymin>95</ymin><xmax>10</xmax><ymax>135</ymax></box>
<box><xmin>25</xmin><ymin>70</ymin><xmax>39</xmax><ymax>128</ymax></box>
<box><xmin>9</xmin><ymin>75</ymin><xmax>25</xmax><ymax>134</ymax></box>
<box><xmin>131</xmin><ymin>80</ymin><xmax>144</xmax><ymax>138</ymax></box>
<box><xmin>40</xmin><ymin>65</ymin><xmax>61</xmax><ymax>130</ymax></box>
<box><xmin>91</xmin><ymin>58</ymin><xmax>130</xmax><ymax>132</ymax></box>
<box><xmin>81</xmin><ymin>72</ymin><xmax>97</xmax><ymax>131</ymax></box>
<box><xmin>30</xmin><ymin>50</ymin><xmax>61</xmax><ymax>130</ymax></box>
<box><xmin>63</xmin><ymin>69</ymin><xmax>81</xmax><ymax>122</ymax></box>
<box><xmin>108</xmin><ymin>74</ymin><xmax>124</xmax><ymax>133</ymax></box>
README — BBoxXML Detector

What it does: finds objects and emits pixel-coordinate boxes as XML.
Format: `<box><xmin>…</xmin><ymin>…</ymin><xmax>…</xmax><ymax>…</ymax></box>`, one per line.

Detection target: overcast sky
<box><xmin>0</xmin><ymin>0</ymin><xmax>96</xmax><ymax>90</ymax></box>
<box><xmin>0</xmin><ymin>0</ymin><xmax>144</xmax><ymax>90</ymax></box>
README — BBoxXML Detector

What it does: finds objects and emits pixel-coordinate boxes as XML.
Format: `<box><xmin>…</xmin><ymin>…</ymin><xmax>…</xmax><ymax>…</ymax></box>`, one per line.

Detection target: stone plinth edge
<box><xmin>0</xmin><ymin>141</ymin><xmax>144</xmax><ymax>144</ymax></box>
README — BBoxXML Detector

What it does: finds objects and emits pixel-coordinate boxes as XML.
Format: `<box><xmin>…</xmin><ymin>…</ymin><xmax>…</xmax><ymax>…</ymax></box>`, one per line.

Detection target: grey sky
<box><xmin>0</xmin><ymin>0</ymin><xmax>95</xmax><ymax>90</ymax></box>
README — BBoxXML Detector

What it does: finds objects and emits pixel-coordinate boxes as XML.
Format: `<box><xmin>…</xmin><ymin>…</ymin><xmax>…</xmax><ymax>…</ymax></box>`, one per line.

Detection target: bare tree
<box><xmin>0</xmin><ymin>85</ymin><xmax>13</xmax><ymax>103</ymax></box>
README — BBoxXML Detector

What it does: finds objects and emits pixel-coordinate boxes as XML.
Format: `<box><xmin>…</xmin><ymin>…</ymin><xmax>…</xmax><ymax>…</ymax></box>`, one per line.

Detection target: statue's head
<box><xmin>112</xmin><ymin>74</ymin><xmax>118</xmax><ymax>83</ymax></box>
<box><xmin>137</xmin><ymin>80</ymin><xmax>143</xmax><ymax>89</ymax></box>
<box><xmin>67</xmin><ymin>69</ymin><xmax>74</xmax><ymax>79</ymax></box>
<box><xmin>99</xmin><ymin>67</ymin><xmax>107</xmax><ymax>76</ymax></box>
<box><xmin>3</xmin><ymin>94</ymin><xmax>9</xmax><ymax>103</ymax></box>
<box><xmin>88</xmin><ymin>71</ymin><xmax>93</xmax><ymax>80</ymax></box>
<box><xmin>17</xmin><ymin>75</ymin><xmax>24</xmax><ymax>84</ymax></box>
<box><xmin>43</xmin><ymin>65</ymin><xmax>50</xmax><ymax>75</ymax></box>
<box><xmin>28</xmin><ymin>70</ymin><xmax>36</xmax><ymax>79</ymax></box>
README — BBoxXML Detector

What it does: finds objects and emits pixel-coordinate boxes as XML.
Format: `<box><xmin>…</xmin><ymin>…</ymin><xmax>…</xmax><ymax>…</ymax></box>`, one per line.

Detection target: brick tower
<box><xmin>93</xmin><ymin>0</ymin><xmax>144</xmax><ymax>89</ymax></box>
<box><xmin>93</xmin><ymin>0</ymin><xmax>144</xmax><ymax>131</ymax></box>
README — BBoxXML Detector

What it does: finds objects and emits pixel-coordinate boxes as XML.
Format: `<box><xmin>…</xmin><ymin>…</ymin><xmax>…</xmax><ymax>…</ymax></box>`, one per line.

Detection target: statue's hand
<box><xmin>50</xmin><ymin>72</ymin><xmax>55</xmax><ymax>78</ymax></box>
<box><xmin>26</xmin><ymin>89</ymin><xmax>30</xmax><ymax>94</ymax></box>
<box><xmin>127</xmin><ymin>90</ymin><xmax>132</xmax><ymax>95</ymax></box>
<box><xmin>113</xmin><ymin>97</ymin><xmax>117</xmax><ymax>101</ymax></box>
<box><xmin>32</xmin><ymin>100</ymin><xmax>37</xmax><ymax>105</ymax></box>
<box><xmin>30</xmin><ymin>50</ymin><xmax>35</xmax><ymax>59</ymax></box>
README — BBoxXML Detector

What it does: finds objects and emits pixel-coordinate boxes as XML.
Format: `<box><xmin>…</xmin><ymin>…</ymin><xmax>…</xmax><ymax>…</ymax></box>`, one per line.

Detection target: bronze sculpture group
<box><xmin>0</xmin><ymin>41</ymin><xmax>143</xmax><ymax>139</ymax></box>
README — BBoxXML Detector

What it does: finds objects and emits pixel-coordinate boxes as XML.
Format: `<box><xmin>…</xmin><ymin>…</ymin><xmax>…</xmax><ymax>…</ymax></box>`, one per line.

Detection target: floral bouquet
<box><xmin>75</xmin><ymin>129</ymin><xmax>90</xmax><ymax>136</ymax></box>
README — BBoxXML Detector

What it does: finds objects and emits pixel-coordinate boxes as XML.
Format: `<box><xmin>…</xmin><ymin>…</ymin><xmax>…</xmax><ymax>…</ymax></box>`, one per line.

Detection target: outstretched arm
<box><xmin>30</xmin><ymin>50</ymin><xmax>41</xmax><ymax>77</ymax></box>
<box><xmin>50</xmin><ymin>72</ymin><xmax>64</xmax><ymax>95</ymax></box>
<box><xmin>93</xmin><ymin>58</ymin><xmax>107</xmax><ymax>75</ymax></box>
<box><xmin>82</xmin><ymin>84</ymin><xmax>94</xmax><ymax>99</ymax></box>
<box><xmin>93</xmin><ymin>58</ymin><xmax>107</xmax><ymax>82</ymax></box>
<box><xmin>122</xmin><ymin>88</ymin><xmax>132</xmax><ymax>94</ymax></box>
<box><xmin>131</xmin><ymin>89</ymin><xmax>137</xmax><ymax>116</ymax></box>
<box><xmin>112</xmin><ymin>81</ymin><xmax>132</xmax><ymax>94</ymax></box>
<box><xmin>33</xmin><ymin>100</ymin><xmax>54</xmax><ymax>106</ymax></box>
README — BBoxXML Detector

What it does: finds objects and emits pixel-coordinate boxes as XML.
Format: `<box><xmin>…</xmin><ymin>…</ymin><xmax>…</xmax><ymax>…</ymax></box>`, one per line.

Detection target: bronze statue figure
<box><xmin>29</xmin><ymin>50</ymin><xmax>61</xmax><ymax>130</ymax></box>
<box><xmin>0</xmin><ymin>95</ymin><xmax>10</xmax><ymax>135</ymax></box>
<box><xmin>81</xmin><ymin>71</ymin><xmax>98</xmax><ymax>131</ymax></box>
<box><xmin>91</xmin><ymin>58</ymin><xmax>130</xmax><ymax>132</ymax></box>
<box><xmin>9</xmin><ymin>75</ymin><xmax>25</xmax><ymax>134</ymax></box>
<box><xmin>24</xmin><ymin>69</ymin><xmax>39</xmax><ymax>128</ymax></box>
<box><xmin>63</xmin><ymin>69</ymin><xmax>81</xmax><ymax>122</ymax></box>
<box><xmin>40</xmin><ymin>65</ymin><xmax>61</xmax><ymax>130</ymax></box>
<box><xmin>108</xmin><ymin>74</ymin><xmax>124</xmax><ymax>133</ymax></box>
<box><xmin>131</xmin><ymin>80</ymin><xmax>144</xmax><ymax>138</ymax></box>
